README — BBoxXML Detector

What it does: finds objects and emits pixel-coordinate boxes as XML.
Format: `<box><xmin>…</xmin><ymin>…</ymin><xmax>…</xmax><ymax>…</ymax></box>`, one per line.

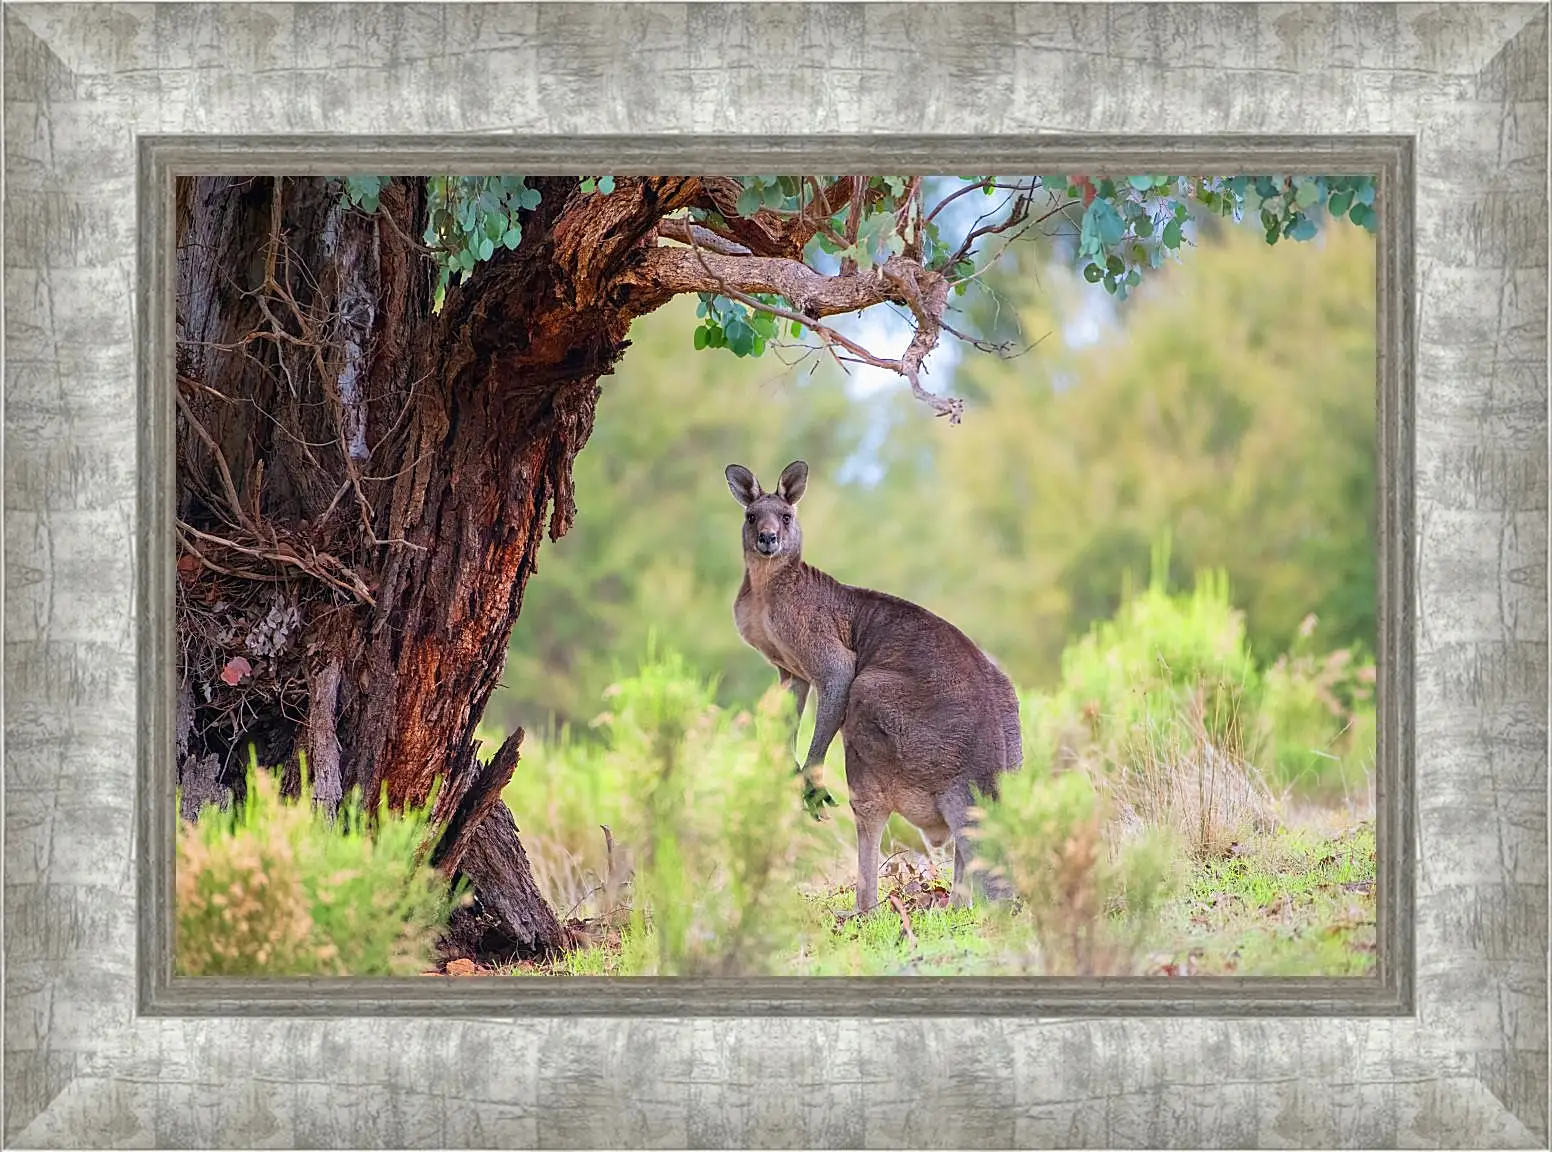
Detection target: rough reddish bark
<box><xmin>173</xmin><ymin>175</ymin><xmax>679</xmax><ymax>959</ymax></box>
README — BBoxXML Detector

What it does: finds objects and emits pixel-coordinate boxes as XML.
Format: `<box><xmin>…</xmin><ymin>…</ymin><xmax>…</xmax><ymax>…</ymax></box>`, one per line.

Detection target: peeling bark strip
<box><xmin>430</xmin><ymin>728</ymin><xmax>526</xmax><ymax>877</ymax></box>
<box><xmin>306</xmin><ymin>657</ymin><xmax>343</xmax><ymax>815</ymax></box>
<box><xmin>174</xmin><ymin>175</ymin><xmax>965</xmax><ymax>962</ymax></box>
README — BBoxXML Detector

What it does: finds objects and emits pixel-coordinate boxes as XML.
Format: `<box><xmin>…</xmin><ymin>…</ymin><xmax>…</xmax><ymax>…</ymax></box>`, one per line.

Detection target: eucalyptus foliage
<box><xmin>333</xmin><ymin>172</ymin><xmax>1378</xmax><ymax>349</ymax></box>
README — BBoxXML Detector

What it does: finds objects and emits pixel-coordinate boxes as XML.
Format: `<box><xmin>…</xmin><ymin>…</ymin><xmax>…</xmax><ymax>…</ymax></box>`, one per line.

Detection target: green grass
<box><xmin>175</xmin><ymin>752</ymin><xmax>458</xmax><ymax>977</ymax></box>
<box><xmin>1155</xmin><ymin>818</ymin><xmax>1377</xmax><ymax>976</ymax></box>
<box><xmin>501</xmin><ymin>818</ymin><xmax>1377</xmax><ymax>980</ymax></box>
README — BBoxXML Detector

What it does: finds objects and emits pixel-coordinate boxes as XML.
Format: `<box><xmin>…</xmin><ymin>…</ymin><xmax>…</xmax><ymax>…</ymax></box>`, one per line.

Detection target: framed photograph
<box><xmin>5</xmin><ymin>3</ymin><xmax>1545</xmax><ymax>1147</ymax></box>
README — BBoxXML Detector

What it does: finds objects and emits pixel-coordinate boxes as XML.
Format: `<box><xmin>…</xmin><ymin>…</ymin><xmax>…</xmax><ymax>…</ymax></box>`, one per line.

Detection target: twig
<box><xmin>178</xmin><ymin>520</ymin><xmax>375</xmax><ymax>605</ymax></box>
<box><xmin>888</xmin><ymin>892</ymin><xmax>918</xmax><ymax>949</ymax></box>
<box><xmin>175</xmin><ymin>390</ymin><xmax>261</xmax><ymax>537</ymax></box>
<box><xmin>925</xmin><ymin>178</ymin><xmax>1033</xmax><ymax>224</ymax></box>
<box><xmin>839</xmin><ymin>179</ymin><xmax>865</xmax><ymax>275</ymax></box>
<box><xmin>175</xmin><ymin>529</ymin><xmax>290</xmax><ymax>585</ymax></box>
<box><xmin>945</xmin><ymin>185</ymin><xmax>1036</xmax><ymax>271</ymax></box>
<box><xmin>938</xmin><ymin>317</ymin><xmax>1053</xmax><ymax>361</ymax></box>
<box><xmin>260</xmin><ymin>180</ymin><xmax>378</xmax><ymax>544</ymax></box>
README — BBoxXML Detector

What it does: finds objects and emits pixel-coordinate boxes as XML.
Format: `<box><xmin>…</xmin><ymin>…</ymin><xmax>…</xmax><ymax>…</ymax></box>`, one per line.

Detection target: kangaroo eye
<box><xmin>781</xmin><ymin>514</ymin><xmax>792</xmax><ymax>527</ymax></box>
<box><xmin>745</xmin><ymin>513</ymin><xmax>755</xmax><ymax>525</ymax></box>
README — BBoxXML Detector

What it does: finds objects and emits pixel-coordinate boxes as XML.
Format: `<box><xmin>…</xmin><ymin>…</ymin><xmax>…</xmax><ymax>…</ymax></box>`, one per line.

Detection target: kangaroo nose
<box><xmin>757</xmin><ymin>531</ymin><xmax>779</xmax><ymax>549</ymax></box>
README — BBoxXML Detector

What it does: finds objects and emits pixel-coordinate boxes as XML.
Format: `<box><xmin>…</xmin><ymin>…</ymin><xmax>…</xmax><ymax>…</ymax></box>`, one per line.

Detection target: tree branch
<box><xmin>656</xmin><ymin>218</ymin><xmax>752</xmax><ymax>257</ymax></box>
<box><xmin>627</xmin><ymin>239</ymin><xmax>963</xmax><ymax>422</ymax></box>
<box><xmin>549</xmin><ymin>176</ymin><xmax>704</xmax><ymax>306</ymax></box>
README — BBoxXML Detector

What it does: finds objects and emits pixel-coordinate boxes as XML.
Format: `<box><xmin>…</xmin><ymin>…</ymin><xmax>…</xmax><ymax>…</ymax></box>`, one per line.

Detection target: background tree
<box><xmin>493</xmin><ymin>216</ymin><xmax>1376</xmax><ymax>738</ymax></box>
<box><xmin>175</xmin><ymin>172</ymin><xmax>1375</xmax><ymax>959</ymax></box>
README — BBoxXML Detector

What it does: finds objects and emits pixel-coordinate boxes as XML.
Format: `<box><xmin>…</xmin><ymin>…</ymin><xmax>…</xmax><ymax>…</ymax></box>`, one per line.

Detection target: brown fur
<box><xmin>725</xmin><ymin>460</ymin><xmax>1022</xmax><ymax>913</ymax></box>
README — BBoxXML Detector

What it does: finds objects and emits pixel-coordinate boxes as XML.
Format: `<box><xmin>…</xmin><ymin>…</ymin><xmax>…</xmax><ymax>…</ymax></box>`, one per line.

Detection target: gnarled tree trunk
<box><xmin>174</xmin><ymin>175</ymin><xmax>694</xmax><ymax>959</ymax></box>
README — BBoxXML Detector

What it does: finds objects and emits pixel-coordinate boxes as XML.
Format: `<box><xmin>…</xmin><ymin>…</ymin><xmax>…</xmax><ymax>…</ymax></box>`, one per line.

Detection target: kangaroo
<box><xmin>724</xmin><ymin>460</ymin><xmax>1022</xmax><ymax>913</ymax></box>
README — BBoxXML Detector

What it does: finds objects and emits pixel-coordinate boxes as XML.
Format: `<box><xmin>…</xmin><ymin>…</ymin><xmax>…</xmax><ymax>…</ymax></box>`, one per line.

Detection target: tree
<box><xmin>174</xmin><ymin>172</ymin><xmax>1376</xmax><ymax>960</ymax></box>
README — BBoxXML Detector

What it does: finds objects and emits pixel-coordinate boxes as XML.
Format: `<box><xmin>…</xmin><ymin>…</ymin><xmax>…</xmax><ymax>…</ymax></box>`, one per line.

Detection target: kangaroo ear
<box><xmin>776</xmin><ymin>460</ymin><xmax>808</xmax><ymax>505</ymax></box>
<box><xmin>725</xmin><ymin>464</ymin><xmax>761</xmax><ymax>507</ymax></box>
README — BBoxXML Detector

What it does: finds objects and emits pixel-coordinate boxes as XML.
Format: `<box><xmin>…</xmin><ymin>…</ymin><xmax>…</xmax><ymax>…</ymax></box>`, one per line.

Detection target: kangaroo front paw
<box><xmin>799</xmin><ymin>773</ymin><xmax>838</xmax><ymax>820</ymax></box>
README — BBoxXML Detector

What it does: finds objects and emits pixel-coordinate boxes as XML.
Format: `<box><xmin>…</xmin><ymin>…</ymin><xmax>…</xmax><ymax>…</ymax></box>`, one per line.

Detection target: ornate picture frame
<box><xmin>5</xmin><ymin>4</ymin><xmax>1545</xmax><ymax>1146</ymax></box>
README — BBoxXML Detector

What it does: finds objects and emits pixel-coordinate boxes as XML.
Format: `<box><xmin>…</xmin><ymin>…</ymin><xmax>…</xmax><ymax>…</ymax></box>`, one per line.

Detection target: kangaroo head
<box><xmin>725</xmin><ymin>460</ymin><xmax>808</xmax><ymax>561</ymax></box>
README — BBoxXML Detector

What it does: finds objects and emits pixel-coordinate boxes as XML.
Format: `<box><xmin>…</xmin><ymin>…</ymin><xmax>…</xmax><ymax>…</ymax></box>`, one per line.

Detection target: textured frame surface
<box><xmin>4</xmin><ymin>3</ymin><xmax>1547</xmax><ymax>1148</ymax></box>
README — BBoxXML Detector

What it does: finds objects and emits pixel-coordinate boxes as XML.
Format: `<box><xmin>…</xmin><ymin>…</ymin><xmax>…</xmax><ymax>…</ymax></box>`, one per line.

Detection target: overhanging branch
<box><xmin>622</xmin><ymin>243</ymin><xmax>964</xmax><ymax>423</ymax></box>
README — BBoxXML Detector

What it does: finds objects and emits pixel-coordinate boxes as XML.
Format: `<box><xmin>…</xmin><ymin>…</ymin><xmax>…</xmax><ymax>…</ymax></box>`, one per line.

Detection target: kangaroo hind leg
<box><xmin>936</xmin><ymin>782</ymin><xmax>981</xmax><ymax>909</ymax></box>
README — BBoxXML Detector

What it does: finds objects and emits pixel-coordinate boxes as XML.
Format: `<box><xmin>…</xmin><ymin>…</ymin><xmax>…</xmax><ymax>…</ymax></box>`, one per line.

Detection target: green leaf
<box><xmin>1105</xmin><ymin>254</ymin><xmax>1125</xmax><ymax>276</ymax></box>
<box><xmin>1348</xmin><ymin>202</ymin><xmax>1376</xmax><ymax>231</ymax></box>
<box><xmin>1089</xmin><ymin>199</ymin><xmax>1125</xmax><ymax>246</ymax></box>
<box><xmin>693</xmin><ymin>325</ymin><xmax>708</xmax><ymax>351</ymax></box>
<box><xmin>735</xmin><ymin>187</ymin><xmax>763</xmax><ymax>217</ymax></box>
<box><xmin>1287</xmin><ymin>216</ymin><xmax>1318</xmax><ymax>241</ymax></box>
<box><xmin>502</xmin><ymin>225</ymin><xmax>522</xmax><ymax>250</ymax></box>
<box><xmin>1327</xmin><ymin>190</ymin><xmax>1354</xmax><ymax>218</ymax></box>
<box><xmin>477</xmin><ymin>236</ymin><xmax>494</xmax><ymax>261</ymax></box>
<box><xmin>1127</xmin><ymin>175</ymin><xmax>1155</xmax><ymax>191</ymax></box>
<box><xmin>790</xmin><ymin>319</ymin><xmax>804</xmax><ymax>339</ymax></box>
<box><xmin>1161</xmin><ymin>218</ymin><xmax>1182</xmax><ymax>249</ymax></box>
<box><xmin>1294</xmin><ymin>180</ymin><xmax>1319</xmax><ymax>208</ymax></box>
<box><xmin>597</xmin><ymin>175</ymin><xmax>615</xmax><ymax>196</ymax></box>
<box><xmin>423</xmin><ymin>225</ymin><xmax>439</xmax><ymax>245</ymax></box>
<box><xmin>1083</xmin><ymin>262</ymin><xmax>1104</xmax><ymax>283</ymax></box>
<box><xmin>1354</xmin><ymin>182</ymin><xmax>1375</xmax><ymax>207</ymax></box>
<box><xmin>579</xmin><ymin>177</ymin><xmax>597</xmax><ymax>195</ymax></box>
<box><xmin>517</xmin><ymin>185</ymin><xmax>542</xmax><ymax>210</ymax></box>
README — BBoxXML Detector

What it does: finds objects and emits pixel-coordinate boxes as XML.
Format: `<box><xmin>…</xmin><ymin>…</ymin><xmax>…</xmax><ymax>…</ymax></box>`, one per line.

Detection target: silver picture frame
<box><xmin>5</xmin><ymin>3</ymin><xmax>1546</xmax><ymax>1147</ymax></box>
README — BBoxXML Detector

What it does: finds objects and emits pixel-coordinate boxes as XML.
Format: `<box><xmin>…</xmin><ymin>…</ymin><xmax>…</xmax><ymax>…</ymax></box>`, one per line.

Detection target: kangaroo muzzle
<box><xmin>756</xmin><ymin>531</ymin><xmax>780</xmax><ymax>555</ymax></box>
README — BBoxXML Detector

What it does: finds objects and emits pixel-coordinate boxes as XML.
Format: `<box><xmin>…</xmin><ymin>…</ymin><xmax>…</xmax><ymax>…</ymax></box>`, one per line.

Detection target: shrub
<box><xmin>580</xmin><ymin>649</ymin><xmax>828</xmax><ymax>975</ymax></box>
<box><xmin>1261</xmin><ymin>614</ymin><xmax>1377</xmax><ymax>798</ymax></box>
<box><xmin>1053</xmin><ymin>560</ymin><xmax>1264</xmax><ymax>759</ymax></box>
<box><xmin>176</xmin><ymin>753</ymin><xmax>456</xmax><ymax>977</ymax></box>
<box><xmin>1106</xmin><ymin>686</ymin><xmax>1280</xmax><ymax>861</ymax></box>
<box><xmin>1036</xmin><ymin>553</ymin><xmax>1281</xmax><ymax>856</ymax></box>
<box><xmin>970</xmin><ymin>768</ymin><xmax>1183</xmax><ymax>975</ymax></box>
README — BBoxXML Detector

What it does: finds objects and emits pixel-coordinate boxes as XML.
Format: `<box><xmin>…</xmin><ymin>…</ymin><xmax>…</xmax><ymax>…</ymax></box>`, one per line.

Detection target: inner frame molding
<box><xmin>135</xmin><ymin>134</ymin><xmax>1415</xmax><ymax>1019</ymax></box>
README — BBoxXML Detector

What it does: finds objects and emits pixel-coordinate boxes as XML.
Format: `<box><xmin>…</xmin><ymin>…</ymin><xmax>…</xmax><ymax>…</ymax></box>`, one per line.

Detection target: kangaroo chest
<box><xmin>734</xmin><ymin>591</ymin><xmax>804</xmax><ymax>672</ymax></box>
